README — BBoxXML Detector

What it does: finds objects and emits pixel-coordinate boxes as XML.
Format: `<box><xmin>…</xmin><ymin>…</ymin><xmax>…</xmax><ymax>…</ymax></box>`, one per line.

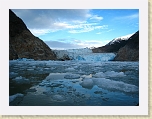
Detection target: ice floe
<box><xmin>80</xmin><ymin>77</ymin><xmax>138</xmax><ymax>92</ymax></box>
<box><xmin>9</xmin><ymin>93</ymin><xmax>24</xmax><ymax>103</ymax></box>
<box><xmin>12</xmin><ymin>76</ymin><xmax>30</xmax><ymax>84</ymax></box>
<box><xmin>64</xmin><ymin>74</ymin><xmax>80</xmax><ymax>79</ymax></box>
<box><xmin>93</xmin><ymin>71</ymin><xmax>126</xmax><ymax>78</ymax></box>
<box><xmin>92</xmin><ymin>78</ymin><xmax>138</xmax><ymax>92</ymax></box>
<box><xmin>80</xmin><ymin>78</ymin><xmax>94</xmax><ymax>89</ymax></box>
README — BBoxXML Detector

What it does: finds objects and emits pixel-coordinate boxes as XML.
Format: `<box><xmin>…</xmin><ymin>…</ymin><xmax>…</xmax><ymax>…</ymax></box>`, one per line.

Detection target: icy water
<box><xmin>9</xmin><ymin>60</ymin><xmax>139</xmax><ymax>106</ymax></box>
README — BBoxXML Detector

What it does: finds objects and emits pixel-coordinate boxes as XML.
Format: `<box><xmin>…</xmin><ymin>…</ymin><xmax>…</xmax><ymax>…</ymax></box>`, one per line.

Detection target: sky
<box><xmin>12</xmin><ymin>9</ymin><xmax>139</xmax><ymax>50</ymax></box>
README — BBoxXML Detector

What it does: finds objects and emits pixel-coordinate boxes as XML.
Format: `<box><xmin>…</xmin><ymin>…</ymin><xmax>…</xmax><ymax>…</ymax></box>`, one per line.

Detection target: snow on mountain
<box><xmin>107</xmin><ymin>33</ymin><xmax>134</xmax><ymax>45</ymax></box>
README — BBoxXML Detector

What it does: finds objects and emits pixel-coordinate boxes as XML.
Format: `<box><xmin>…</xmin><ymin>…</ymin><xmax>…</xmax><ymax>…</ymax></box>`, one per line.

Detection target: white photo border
<box><xmin>0</xmin><ymin>0</ymin><xmax>148</xmax><ymax>115</ymax></box>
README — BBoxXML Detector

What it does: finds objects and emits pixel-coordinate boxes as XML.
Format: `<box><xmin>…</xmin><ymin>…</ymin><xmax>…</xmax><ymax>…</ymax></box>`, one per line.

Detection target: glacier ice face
<box><xmin>74</xmin><ymin>53</ymin><xmax>116</xmax><ymax>61</ymax></box>
<box><xmin>53</xmin><ymin>48</ymin><xmax>116</xmax><ymax>62</ymax></box>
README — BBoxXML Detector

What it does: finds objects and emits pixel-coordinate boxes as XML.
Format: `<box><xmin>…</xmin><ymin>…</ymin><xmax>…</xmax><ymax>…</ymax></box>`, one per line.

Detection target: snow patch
<box><xmin>108</xmin><ymin>33</ymin><xmax>133</xmax><ymax>45</ymax></box>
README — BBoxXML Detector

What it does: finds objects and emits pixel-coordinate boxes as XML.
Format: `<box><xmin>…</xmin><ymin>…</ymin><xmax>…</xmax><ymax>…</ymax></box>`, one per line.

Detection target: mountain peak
<box><xmin>107</xmin><ymin>33</ymin><xmax>134</xmax><ymax>45</ymax></box>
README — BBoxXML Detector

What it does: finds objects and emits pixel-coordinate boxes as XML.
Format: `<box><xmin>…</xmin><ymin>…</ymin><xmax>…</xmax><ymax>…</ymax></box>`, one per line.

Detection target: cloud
<box><xmin>12</xmin><ymin>9</ymin><xmax>106</xmax><ymax>36</ymax></box>
<box><xmin>30</xmin><ymin>29</ymin><xmax>51</xmax><ymax>36</ymax></box>
<box><xmin>44</xmin><ymin>41</ymin><xmax>84</xmax><ymax>50</ymax></box>
<box><xmin>45</xmin><ymin>39</ymin><xmax>109</xmax><ymax>50</ymax></box>
<box><xmin>96</xmin><ymin>29</ymin><xmax>114</xmax><ymax>34</ymax></box>
<box><xmin>12</xmin><ymin>9</ymin><xmax>91</xmax><ymax>29</ymax></box>
<box><xmin>68</xmin><ymin>25</ymin><xmax>108</xmax><ymax>34</ymax></box>
<box><xmin>90</xmin><ymin>15</ymin><xmax>103</xmax><ymax>21</ymax></box>
<box><xmin>114</xmin><ymin>13</ymin><xmax>139</xmax><ymax>20</ymax></box>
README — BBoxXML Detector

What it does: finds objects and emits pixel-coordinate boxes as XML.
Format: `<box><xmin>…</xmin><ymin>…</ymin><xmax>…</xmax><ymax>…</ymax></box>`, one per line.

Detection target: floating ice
<box><xmin>12</xmin><ymin>76</ymin><xmax>30</xmax><ymax>84</ymax></box>
<box><xmin>80</xmin><ymin>78</ymin><xmax>94</xmax><ymax>89</ymax></box>
<box><xmin>65</xmin><ymin>67</ymin><xmax>75</xmax><ymax>71</ymax></box>
<box><xmin>92</xmin><ymin>78</ymin><xmax>138</xmax><ymax>92</ymax></box>
<box><xmin>9</xmin><ymin>93</ymin><xmax>24</xmax><ymax>103</ymax></box>
<box><xmin>93</xmin><ymin>71</ymin><xmax>126</xmax><ymax>78</ymax></box>
<box><xmin>80</xmin><ymin>77</ymin><xmax>138</xmax><ymax>92</ymax></box>
<box><xmin>64</xmin><ymin>74</ymin><xmax>80</xmax><ymax>79</ymax></box>
<box><xmin>93</xmin><ymin>72</ymin><xmax>105</xmax><ymax>78</ymax></box>
<box><xmin>104</xmin><ymin>71</ymin><xmax>126</xmax><ymax>77</ymax></box>
<box><xmin>51</xmin><ymin>94</ymin><xmax>66</xmax><ymax>102</ymax></box>
<box><xmin>16</xmin><ymin>58</ymin><xmax>34</xmax><ymax>61</ymax></box>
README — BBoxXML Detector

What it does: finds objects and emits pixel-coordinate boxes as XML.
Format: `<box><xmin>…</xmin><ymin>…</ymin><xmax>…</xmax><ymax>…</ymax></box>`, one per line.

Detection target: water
<box><xmin>9</xmin><ymin>60</ymin><xmax>139</xmax><ymax>106</ymax></box>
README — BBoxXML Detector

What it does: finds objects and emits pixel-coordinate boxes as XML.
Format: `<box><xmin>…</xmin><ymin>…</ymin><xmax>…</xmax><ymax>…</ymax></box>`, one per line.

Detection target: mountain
<box><xmin>114</xmin><ymin>31</ymin><xmax>139</xmax><ymax>61</ymax></box>
<box><xmin>92</xmin><ymin>31</ymin><xmax>139</xmax><ymax>61</ymax></box>
<box><xmin>9</xmin><ymin>10</ymin><xmax>57</xmax><ymax>60</ymax></box>
<box><xmin>92</xmin><ymin>34</ymin><xmax>133</xmax><ymax>53</ymax></box>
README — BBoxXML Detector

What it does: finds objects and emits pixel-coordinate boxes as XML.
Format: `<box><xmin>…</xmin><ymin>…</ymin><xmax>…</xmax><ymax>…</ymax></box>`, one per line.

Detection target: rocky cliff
<box><xmin>9</xmin><ymin>10</ymin><xmax>57</xmax><ymax>60</ymax></box>
<box><xmin>114</xmin><ymin>31</ymin><xmax>139</xmax><ymax>61</ymax></box>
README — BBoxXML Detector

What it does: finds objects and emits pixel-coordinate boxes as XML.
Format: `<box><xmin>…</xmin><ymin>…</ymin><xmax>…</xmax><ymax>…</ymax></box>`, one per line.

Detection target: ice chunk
<box><xmin>104</xmin><ymin>71</ymin><xmax>126</xmax><ymax>77</ymax></box>
<box><xmin>51</xmin><ymin>94</ymin><xmax>66</xmax><ymax>102</ymax></box>
<box><xmin>65</xmin><ymin>67</ymin><xmax>75</xmax><ymax>71</ymax></box>
<box><xmin>93</xmin><ymin>71</ymin><xmax>126</xmax><ymax>78</ymax></box>
<box><xmin>92</xmin><ymin>78</ymin><xmax>138</xmax><ymax>92</ymax></box>
<box><xmin>64</xmin><ymin>74</ymin><xmax>80</xmax><ymax>79</ymax></box>
<box><xmin>81</xmin><ymin>74</ymin><xmax>93</xmax><ymax>79</ymax></box>
<box><xmin>9</xmin><ymin>93</ymin><xmax>24</xmax><ymax>103</ymax></box>
<box><xmin>17</xmin><ymin>58</ymin><xmax>34</xmax><ymax>61</ymax></box>
<box><xmin>93</xmin><ymin>72</ymin><xmax>105</xmax><ymax>78</ymax></box>
<box><xmin>80</xmin><ymin>79</ymin><xmax>94</xmax><ymax>89</ymax></box>
<box><xmin>12</xmin><ymin>76</ymin><xmax>30</xmax><ymax>84</ymax></box>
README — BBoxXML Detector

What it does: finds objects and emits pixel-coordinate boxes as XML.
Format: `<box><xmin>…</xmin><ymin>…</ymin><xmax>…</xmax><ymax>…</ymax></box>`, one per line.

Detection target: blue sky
<box><xmin>12</xmin><ymin>9</ymin><xmax>139</xmax><ymax>50</ymax></box>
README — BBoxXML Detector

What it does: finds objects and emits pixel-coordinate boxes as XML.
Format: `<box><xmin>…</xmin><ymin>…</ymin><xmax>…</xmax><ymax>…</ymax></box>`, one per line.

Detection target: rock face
<box><xmin>9</xmin><ymin>10</ymin><xmax>57</xmax><ymax>60</ymax></box>
<box><xmin>114</xmin><ymin>31</ymin><xmax>139</xmax><ymax>61</ymax></box>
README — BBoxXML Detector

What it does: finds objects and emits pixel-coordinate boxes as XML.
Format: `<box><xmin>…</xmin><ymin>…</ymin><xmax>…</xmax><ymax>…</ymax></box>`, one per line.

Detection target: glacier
<box><xmin>53</xmin><ymin>48</ymin><xmax>116</xmax><ymax>61</ymax></box>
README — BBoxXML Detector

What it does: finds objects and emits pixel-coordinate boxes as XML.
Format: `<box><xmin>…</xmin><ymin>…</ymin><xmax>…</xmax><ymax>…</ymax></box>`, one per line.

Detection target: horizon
<box><xmin>12</xmin><ymin>9</ymin><xmax>139</xmax><ymax>50</ymax></box>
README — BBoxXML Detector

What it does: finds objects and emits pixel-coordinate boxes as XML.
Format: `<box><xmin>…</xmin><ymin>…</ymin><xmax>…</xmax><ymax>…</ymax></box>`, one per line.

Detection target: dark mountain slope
<box><xmin>92</xmin><ymin>40</ymin><xmax>128</xmax><ymax>53</ymax></box>
<box><xmin>92</xmin><ymin>34</ymin><xmax>132</xmax><ymax>53</ymax></box>
<box><xmin>114</xmin><ymin>31</ymin><xmax>139</xmax><ymax>61</ymax></box>
<box><xmin>9</xmin><ymin>9</ymin><xmax>57</xmax><ymax>60</ymax></box>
